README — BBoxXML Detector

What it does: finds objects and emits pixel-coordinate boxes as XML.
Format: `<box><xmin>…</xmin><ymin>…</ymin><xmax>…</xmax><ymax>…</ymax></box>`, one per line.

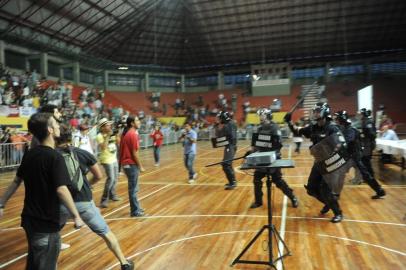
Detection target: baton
<box><xmin>205</xmin><ymin>155</ymin><xmax>246</xmax><ymax>167</ymax></box>
<box><xmin>288</xmin><ymin>80</ymin><xmax>319</xmax><ymax>114</ymax></box>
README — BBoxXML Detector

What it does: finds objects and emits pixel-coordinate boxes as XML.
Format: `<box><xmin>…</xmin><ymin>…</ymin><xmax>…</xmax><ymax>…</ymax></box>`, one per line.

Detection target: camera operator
<box><xmin>179</xmin><ymin>122</ymin><xmax>198</xmax><ymax>184</ymax></box>
<box><xmin>96</xmin><ymin>118</ymin><xmax>121</xmax><ymax>208</ymax></box>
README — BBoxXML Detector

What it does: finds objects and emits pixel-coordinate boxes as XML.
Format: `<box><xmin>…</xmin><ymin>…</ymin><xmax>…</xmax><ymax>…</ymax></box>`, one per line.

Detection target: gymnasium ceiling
<box><xmin>0</xmin><ymin>0</ymin><xmax>406</xmax><ymax>70</ymax></box>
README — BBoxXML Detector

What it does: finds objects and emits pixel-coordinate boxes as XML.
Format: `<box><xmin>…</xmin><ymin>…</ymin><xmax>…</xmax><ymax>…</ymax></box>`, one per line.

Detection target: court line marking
<box><xmin>3</xmin><ymin>213</ymin><xmax>406</xmax><ymax>232</ymax></box>
<box><xmin>105</xmin><ymin>228</ymin><xmax>406</xmax><ymax>269</ymax></box>
<box><xmin>0</xmin><ymin>146</ymin><xmax>223</xmax><ymax>267</ymax></box>
<box><xmin>0</xmin><ymin>184</ymin><xmax>172</xmax><ymax>269</ymax></box>
<box><xmin>276</xmin><ymin>195</ymin><xmax>288</xmax><ymax>270</ymax></box>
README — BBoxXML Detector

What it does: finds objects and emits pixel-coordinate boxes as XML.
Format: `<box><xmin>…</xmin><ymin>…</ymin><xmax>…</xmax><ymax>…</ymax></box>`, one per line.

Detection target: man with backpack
<box><xmin>56</xmin><ymin>124</ymin><xmax>135</xmax><ymax>270</ymax></box>
<box><xmin>0</xmin><ymin>113</ymin><xmax>84</xmax><ymax>270</ymax></box>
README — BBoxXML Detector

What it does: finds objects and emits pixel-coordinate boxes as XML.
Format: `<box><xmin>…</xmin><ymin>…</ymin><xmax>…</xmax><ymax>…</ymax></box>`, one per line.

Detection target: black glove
<box><xmin>244</xmin><ymin>150</ymin><xmax>254</xmax><ymax>158</ymax></box>
<box><xmin>284</xmin><ymin>112</ymin><xmax>292</xmax><ymax>123</ymax></box>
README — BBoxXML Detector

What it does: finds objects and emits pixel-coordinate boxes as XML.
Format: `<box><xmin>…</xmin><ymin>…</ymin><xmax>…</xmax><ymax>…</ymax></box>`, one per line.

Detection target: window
<box><xmin>5</xmin><ymin>50</ymin><xmax>26</xmax><ymax>70</ymax></box>
<box><xmin>185</xmin><ymin>75</ymin><xmax>217</xmax><ymax>87</ymax></box>
<box><xmin>80</xmin><ymin>69</ymin><xmax>94</xmax><ymax>84</ymax></box>
<box><xmin>48</xmin><ymin>61</ymin><xmax>60</xmax><ymax>78</ymax></box>
<box><xmin>108</xmin><ymin>74</ymin><xmax>140</xmax><ymax>86</ymax></box>
<box><xmin>150</xmin><ymin>76</ymin><xmax>178</xmax><ymax>87</ymax></box>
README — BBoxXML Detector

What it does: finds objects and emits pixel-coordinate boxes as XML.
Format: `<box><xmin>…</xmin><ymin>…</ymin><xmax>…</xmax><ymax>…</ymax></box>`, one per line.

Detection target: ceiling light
<box><xmin>118</xmin><ymin>66</ymin><xmax>128</xmax><ymax>70</ymax></box>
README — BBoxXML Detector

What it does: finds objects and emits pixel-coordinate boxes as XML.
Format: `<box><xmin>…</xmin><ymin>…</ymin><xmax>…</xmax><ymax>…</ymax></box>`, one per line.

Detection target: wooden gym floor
<box><xmin>0</xmin><ymin>140</ymin><xmax>405</xmax><ymax>270</ymax></box>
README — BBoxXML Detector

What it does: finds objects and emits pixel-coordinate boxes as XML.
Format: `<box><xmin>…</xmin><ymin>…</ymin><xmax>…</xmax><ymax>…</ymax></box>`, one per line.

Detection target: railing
<box><xmin>0</xmin><ymin>142</ymin><xmax>28</xmax><ymax>169</ymax></box>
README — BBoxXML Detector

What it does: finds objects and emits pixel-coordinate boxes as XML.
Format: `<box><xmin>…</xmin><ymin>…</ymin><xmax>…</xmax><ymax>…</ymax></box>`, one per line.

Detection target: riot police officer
<box><xmin>216</xmin><ymin>111</ymin><xmax>238</xmax><ymax>190</ymax></box>
<box><xmin>284</xmin><ymin>102</ymin><xmax>348</xmax><ymax>223</ymax></box>
<box><xmin>359</xmin><ymin>109</ymin><xmax>378</xmax><ymax>179</ymax></box>
<box><xmin>250</xmin><ymin>108</ymin><xmax>299</xmax><ymax>209</ymax></box>
<box><xmin>334</xmin><ymin>110</ymin><xmax>386</xmax><ymax>199</ymax></box>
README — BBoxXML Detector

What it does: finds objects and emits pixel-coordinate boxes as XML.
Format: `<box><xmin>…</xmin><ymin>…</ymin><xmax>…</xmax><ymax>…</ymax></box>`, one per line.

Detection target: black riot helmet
<box><xmin>359</xmin><ymin>108</ymin><xmax>372</xmax><ymax>118</ymax></box>
<box><xmin>257</xmin><ymin>108</ymin><xmax>273</xmax><ymax>122</ymax></box>
<box><xmin>334</xmin><ymin>110</ymin><xmax>351</xmax><ymax>125</ymax></box>
<box><xmin>312</xmin><ymin>102</ymin><xmax>331</xmax><ymax>121</ymax></box>
<box><xmin>217</xmin><ymin>111</ymin><xmax>232</xmax><ymax>124</ymax></box>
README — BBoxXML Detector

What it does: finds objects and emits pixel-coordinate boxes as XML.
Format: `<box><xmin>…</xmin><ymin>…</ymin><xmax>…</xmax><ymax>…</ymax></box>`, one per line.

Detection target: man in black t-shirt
<box><xmin>56</xmin><ymin>125</ymin><xmax>134</xmax><ymax>270</ymax></box>
<box><xmin>0</xmin><ymin>113</ymin><xmax>84</xmax><ymax>270</ymax></box>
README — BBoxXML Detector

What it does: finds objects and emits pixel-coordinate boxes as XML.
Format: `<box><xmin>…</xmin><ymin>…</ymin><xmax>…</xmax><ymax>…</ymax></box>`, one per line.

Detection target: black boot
<box><xmin>224</xmin><ymin>181</ymin><xmax>237</xmax><ymax>190</ymax></box>
<box><xmin>250</xmin><ymin>202</ymin><xmax>263</xmax><ymax>208</ymax></box>
<box><xmin>320</xmin><ymin>205</ymin><xmax>330</xmax><ymax>215</ymax></box>
<box><xmin>290</xmin><ymin>196</ymin><xmax>299</xmax><ymax>208</ymax></box>
<box><xmin>371</xmin><ymin>188</ymin><xmax>386</xmax><ymax>199</ymax></box>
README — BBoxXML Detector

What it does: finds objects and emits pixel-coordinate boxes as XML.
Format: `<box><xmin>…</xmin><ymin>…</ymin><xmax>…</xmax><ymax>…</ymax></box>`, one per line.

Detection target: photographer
<box><xmin>96</xmin><ymin>118</ymin><xmax>121</xmax><ymax>208</ymax></box>
<box><xmin>179</xmin><ymin>122</ymin><xmax>198</xmax><ymax>184</ymax></box>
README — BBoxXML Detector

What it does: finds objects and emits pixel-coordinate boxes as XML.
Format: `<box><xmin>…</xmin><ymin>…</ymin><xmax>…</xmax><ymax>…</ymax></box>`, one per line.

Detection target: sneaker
<box><xmin>188</xmin><ymin>179</ymin><xmax>195</xmax><ymax>184</ymax></box>
<box><xmin>111</xmin><ymin>196</ymin><xmax>122</xmax><ymax>202</ymax></box>
<box><xmin>154</xmin><ymin>163</ymin><xmax>160</xmax><ymax>167</ymax></box>
<box><xmin>131</xmin><ymin>212</ymin><xmax>145</xmax><ymax>217</ymax></box>
<box><xmin>100</xmin><ymin>201</ymin><xmax>108</xmax><ymax>208</ymax></box>
<box><xmin>291</xmin><ymin>196</ymin><xmax>299</xmax><ymax>208</ymax></box>
<box><xmin>331</xmin><ymin>214</ymin><xmax>343</xmax><ymax>223</ymax></box>
<box><xmin>61</xmin><ymin>243</ymin><xmax>71</xmax><ymax>250</ymax></box>
<box><xmin>250</xmin><ymin>202</ymin><xmax>263</xmax><ymax>209</ymax></box>
<box><xmin>371</xmin><ymin>188</ymin><xmax>386</xmax><ymax>199</ymax></box>
<box><xmin>121</xmin><ymin>260</ymin><xmax>135</xmax><ymax>270</ymax></box>
<box><xmin>193</xmin><ymin>173</ymin><xmax>198</xmax><ymax>179</ymax></box>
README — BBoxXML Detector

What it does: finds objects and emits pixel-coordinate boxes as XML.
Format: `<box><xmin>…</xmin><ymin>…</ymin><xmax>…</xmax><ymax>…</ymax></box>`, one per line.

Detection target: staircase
<box><xmin>300</xmin><ymin>84</ymin><xmax>325</xmax><ymax>118</ymax></box>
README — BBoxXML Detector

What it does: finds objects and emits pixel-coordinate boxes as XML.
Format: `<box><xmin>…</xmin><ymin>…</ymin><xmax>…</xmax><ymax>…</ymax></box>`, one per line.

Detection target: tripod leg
<box><xmin>231</xmin><ymin>225</ymin><xmax>268</xmax><ymax>266</ymax></box>
<box><xmin>271</xmin><ymin>225</ymin><xmax>291</xmax><ymax>262</ymax></box>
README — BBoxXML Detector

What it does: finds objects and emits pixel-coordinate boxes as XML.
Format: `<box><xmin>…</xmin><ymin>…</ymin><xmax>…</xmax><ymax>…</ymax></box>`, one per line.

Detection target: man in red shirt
<box><xmin>149</xmin><ymin>123</ymin><xmax>164</xmax><ymax>166</ymax></box>
<box><xmin>119</xmin><ymin>116</ymin><xmax>146</xmax><ymax>217</ymax></box>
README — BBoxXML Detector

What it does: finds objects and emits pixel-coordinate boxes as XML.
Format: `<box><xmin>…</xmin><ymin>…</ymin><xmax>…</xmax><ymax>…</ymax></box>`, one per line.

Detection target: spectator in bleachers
<box><xmin>9</xmin><ymin>129</ymin><xmax>29</xmax><ymax>164</ymax></box>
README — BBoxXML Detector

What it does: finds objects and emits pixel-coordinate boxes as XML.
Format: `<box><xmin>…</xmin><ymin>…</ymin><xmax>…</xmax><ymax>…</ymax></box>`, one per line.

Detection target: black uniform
<box><xmin>251</xmin><ymin>122</ymin><xmax>297</xmax><ymax>207</ymax></box>
<box><xmin>288</xmin><ymin>120</ymin><xmax>344</xmax><ymax>218</ymax></box>
<box><xmin>359</xmin><ymin>117</ymin><xmax>377</xmax><ymax>177</ymax></box>
<box><xmin>216</xmin><ymin>121</ymin><xmax>238</xmax><ymax>187</ymax></box>
<box><xmin>341</xmin><ymin>124</ymin><xmax>385</xmax><ymax>198</ymax></box>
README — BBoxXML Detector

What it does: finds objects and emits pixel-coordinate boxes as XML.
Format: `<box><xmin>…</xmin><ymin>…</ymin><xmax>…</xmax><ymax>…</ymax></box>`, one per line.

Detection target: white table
<box><xmin>375</xmin><ymin>138</ymin><xmax>406</xmax><ymax>169</ymax></box>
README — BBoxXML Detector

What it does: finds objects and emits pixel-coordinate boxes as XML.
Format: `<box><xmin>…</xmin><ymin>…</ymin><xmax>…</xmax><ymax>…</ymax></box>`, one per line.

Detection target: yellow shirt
<box><xmin>32</xmin><ymin>97</ymin><xmax>40</xmax><ymax>109</ymax></box>
<box><xmin>96</xmin><ymin>133</ymin><xmax>118</xmax><ymax>164</ymax></box>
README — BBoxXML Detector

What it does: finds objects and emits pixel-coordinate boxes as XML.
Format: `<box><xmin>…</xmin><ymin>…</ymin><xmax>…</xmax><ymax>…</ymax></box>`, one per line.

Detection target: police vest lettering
<box><xmin>258</xmin><ymin>134</ymin><xmax>271</xmax><ymax>141</ymax></box>
<box><xmin>255</xmin><ymin>141</ymin><xmax>273</xmax><ymax>148</ymax></box>
<box><xmin>324</xmin><ymin>153</ymin><xmax>340</xmax><ymax>166</ymax></box>
<box><xmin>212</xmin><ymin>136</ymin><xmax>229</xmax><ymax>147</ymax></box>
<box><xmin>325</xmin><ymin>157</ymin><xmax>346</xmax><ymax>173</ymax></box>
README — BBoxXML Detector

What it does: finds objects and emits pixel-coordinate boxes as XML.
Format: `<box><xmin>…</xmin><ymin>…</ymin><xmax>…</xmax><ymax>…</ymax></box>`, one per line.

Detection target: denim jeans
<box><xmin>153</xmin><ymin>146</ymin><xmax>161</xmax><ymax>163</ymax></box>
<box><xmin>184</xmin><ymin>153</ymin><xmax>196</xmax><ymax>179</ymax></box>
<box><xmin>60</xmin><ymin>201</ymin><xmax>110</xmax><ymax>235</ymax></box>
<box><xmin>24</xmin><ymin>228</ymin><xmax>61</xmax><ymax>270</ymax></box>
<box><xmin>101</xmin><ymin>161</ymin><xmax>119</xmax><ymax>202</ymax></box>
<box><xmin>123</xmin><ymin>164</ymin><xmax>142</xmax><ymax>215</ymax></box>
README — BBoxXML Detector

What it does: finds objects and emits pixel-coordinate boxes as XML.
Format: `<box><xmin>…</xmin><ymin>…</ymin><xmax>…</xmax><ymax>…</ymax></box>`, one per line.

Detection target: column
<box><xmin>104</xmin><ymin>70</ymin><xmax>108</xmax><ymax>90</ymax></box>
<box><xmin>73</xmin><ymin>61</ymin><xmax>80</xmax><ymax>85</ymax></box>
<box><xmin>181</xmin><ymin>74</ymin><xmax>185</xmax><ymax>92</ymax></box>
<box><xmin>40</xmin><ymin>52</ymin><xmax>48</xmax><ymax>78</ymax></box>
<box><xmin>325</xmin><ymin>62</ymin><xmax>331</xmax><ymax>83</ymax></box>
<box><xmin>144</xmin><ymin>72</ymin><xmax>150</xmax><ymax>92</ymax></box>
<box><xmin>217</xmin><ymin>71</ymin><xmax>224</xmax><ymax>89</ymax></box>
<box><xmin>0</xmin><ymin>40</ymin><xmax>5</xmax><ymax>66</ymax></box>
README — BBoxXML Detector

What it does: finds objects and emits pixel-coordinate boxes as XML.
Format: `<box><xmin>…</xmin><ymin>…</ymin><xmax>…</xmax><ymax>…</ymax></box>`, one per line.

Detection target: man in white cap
<box><xmin>96</xmin><ymin>118</ymin><xmax>121</xmax><ymax>208</ymax></box>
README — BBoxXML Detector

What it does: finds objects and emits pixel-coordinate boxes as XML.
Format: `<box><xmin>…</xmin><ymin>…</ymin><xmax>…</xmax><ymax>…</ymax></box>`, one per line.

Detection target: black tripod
<box><xmin>232</xmin><ymin>160</ymin><xmax>294</xmax><ymax>269</ymax></box>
